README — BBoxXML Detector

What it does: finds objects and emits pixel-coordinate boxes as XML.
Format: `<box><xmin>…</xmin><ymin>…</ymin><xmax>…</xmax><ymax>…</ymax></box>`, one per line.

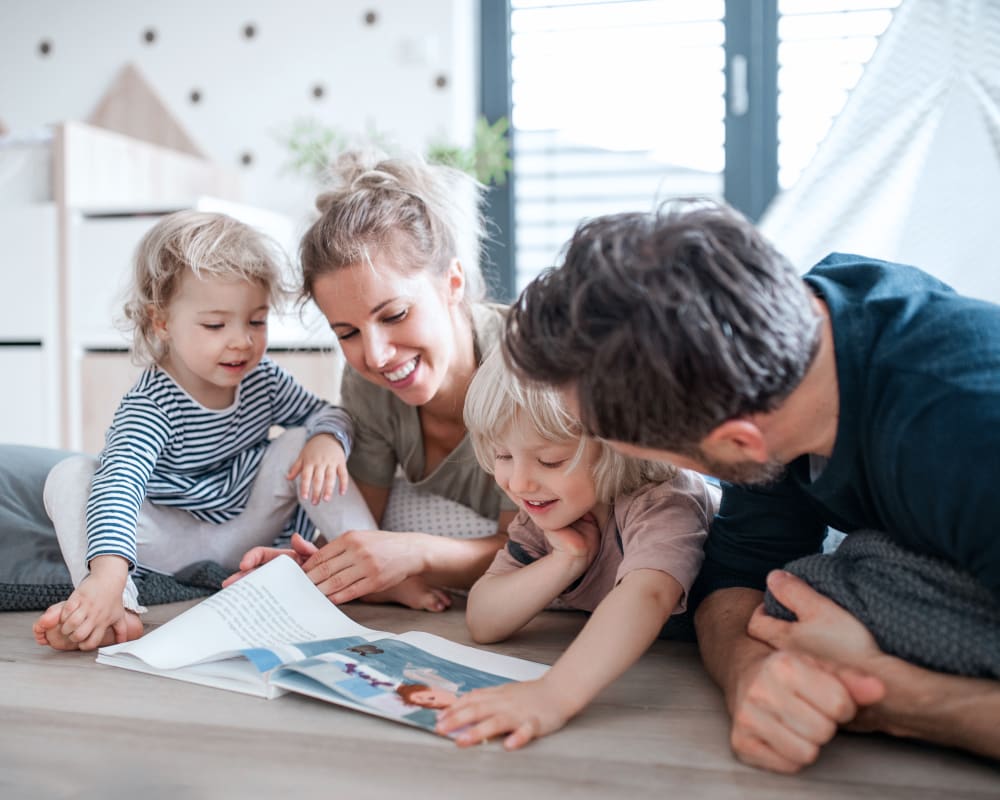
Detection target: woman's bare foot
<box><xmin>32</xmin><ymin>602</ymin><xmax>144</xmax><ymax>651</ymax></box>
<box><xmin>364</xmin><ymin>576</ymin><xmax>452</xmax><ymax>612</ymax></box>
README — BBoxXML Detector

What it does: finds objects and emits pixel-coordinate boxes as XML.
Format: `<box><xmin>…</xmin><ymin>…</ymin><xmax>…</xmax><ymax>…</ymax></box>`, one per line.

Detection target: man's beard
<box><xmin>694</xmin><ymin>450</ymin><xmax>787</xmax><ymax>486</ymax></box>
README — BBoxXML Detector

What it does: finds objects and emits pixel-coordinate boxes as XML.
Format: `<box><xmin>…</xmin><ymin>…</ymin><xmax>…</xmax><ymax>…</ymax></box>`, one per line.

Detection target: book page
<box><xmin>269</xmin><ymin>637</ymin><xmax>529</xmax><ymax>735</ymax></box>
<box><xmin>99</xmin><ymin>556</ymin><xmax>376</xmax><ymax>670</ymax></box>
<box><xmin>395</xmin><ymin>631</ymin><xmax>549</xmax><ymax>681</ymax></box>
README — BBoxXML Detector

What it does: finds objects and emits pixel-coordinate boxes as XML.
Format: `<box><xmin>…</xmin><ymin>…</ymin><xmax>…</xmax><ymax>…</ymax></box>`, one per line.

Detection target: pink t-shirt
<box><xmin>486</xmin><ymin>471</ymin><xmax>720</xmax><ymax>613</ymax></box>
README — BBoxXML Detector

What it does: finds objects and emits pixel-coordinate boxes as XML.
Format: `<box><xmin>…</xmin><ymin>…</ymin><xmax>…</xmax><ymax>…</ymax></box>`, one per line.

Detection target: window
<box><xmin>777</xmin><ymin>0</ymin><xmax>901</xmax><ymax>189</ymax></box>
<box><xmin>510</xmin><ymin>0</ymin><xmax>726</xmax><ymax>293</ymax></box>
<box><xmin>482</xmin><ymin>0</ymin><xmax>902</xmax><ymax>298</ymax></box>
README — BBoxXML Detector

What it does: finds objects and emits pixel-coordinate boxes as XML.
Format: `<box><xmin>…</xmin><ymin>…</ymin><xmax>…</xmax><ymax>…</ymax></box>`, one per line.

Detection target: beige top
<box><xmin>341</xmin><ymin>302</ymin><xmax>517</xmax><ymax>521</ymax></box>
<box><xmin>486</xmin><ymin>471</ymin><xmax>721</xmax><ymax>613</ymax></box>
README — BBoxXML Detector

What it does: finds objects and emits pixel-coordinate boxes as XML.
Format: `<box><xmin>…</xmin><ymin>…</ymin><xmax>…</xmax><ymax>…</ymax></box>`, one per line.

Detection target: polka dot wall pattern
<box><xmin>7</xmin><ymin>1</ymin><xmax>474</xmax><ymax>220</ymax></box>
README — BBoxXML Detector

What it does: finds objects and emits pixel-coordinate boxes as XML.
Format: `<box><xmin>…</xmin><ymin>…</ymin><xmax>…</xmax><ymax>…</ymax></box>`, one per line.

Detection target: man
<box><xmin>502</xmin><ymin>200</ymin><xmax>1000</xmax><ymax>772</ymax></box>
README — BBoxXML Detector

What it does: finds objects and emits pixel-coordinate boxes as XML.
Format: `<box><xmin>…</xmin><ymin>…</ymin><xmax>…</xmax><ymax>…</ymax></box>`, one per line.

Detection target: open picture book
<box><xmin>97</xmin><ymin>555</ymin><xmax>548</xmax><ymax>736</ymax></box>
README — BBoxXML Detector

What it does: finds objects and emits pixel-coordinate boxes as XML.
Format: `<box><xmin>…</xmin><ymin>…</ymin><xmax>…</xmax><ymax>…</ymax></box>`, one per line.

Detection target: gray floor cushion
<box><xmin>0</xmin><ymin>444</ymin><xmax>225</xmax><ymax>611</ymax></box>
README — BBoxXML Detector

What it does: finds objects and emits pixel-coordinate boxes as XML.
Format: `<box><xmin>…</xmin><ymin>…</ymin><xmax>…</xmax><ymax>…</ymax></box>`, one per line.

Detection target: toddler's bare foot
<box><xmin>32</xmin><ymin>603</ymin><xmax>144</xmax><ymax>651</ymax></box>
<box><xmin>365</xmin><ymin>576</ymin><xmax>452</xmax><ymax>612</ymax></box>
<box><xmin>33</xmin><ymin>603</ymin><xmax>66</xmax><ymax>647</ymax></box>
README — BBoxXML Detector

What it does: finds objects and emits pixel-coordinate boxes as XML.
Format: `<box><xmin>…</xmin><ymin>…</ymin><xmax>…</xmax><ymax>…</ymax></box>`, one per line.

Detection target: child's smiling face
<box><xmin>492</xmin><ymin>419</ymin><xmax>601</xmax><ymax>532</ymax></box>
<box><xmin>155</xmin><ymin>270</ymin><xmax>270</xmax><ymax>408</ymax></box>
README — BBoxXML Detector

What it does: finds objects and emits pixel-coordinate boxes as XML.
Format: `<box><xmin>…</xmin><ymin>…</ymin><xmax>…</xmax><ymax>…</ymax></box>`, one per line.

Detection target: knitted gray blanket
<box><xmin>763</xmin><ymin>531</ymin><xmax>1000</xmax><ymax>679</ymax></box>
<box><xmin>0</xmin><ymin>560</ymin><xmax>230</xmax><ymax>612</ymax></box>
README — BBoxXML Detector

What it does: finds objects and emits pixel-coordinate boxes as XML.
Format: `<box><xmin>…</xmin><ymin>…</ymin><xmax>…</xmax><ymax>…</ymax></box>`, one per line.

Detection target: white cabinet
<box><xmin>0</xmin><ymin>345</ymin><xmax>57</xmax><ymax>446</ymax></box>
<box><xmin>0</xmin><ymin>204</ymin><xmax>60</xmax><ymax>447</ymax></box>
<box><xmin>71</xmin><ymin>215</ymin><xmax>159</xmax><ymax>349</ymax></box>
<box><xmin>0</xmin><ymin>205</ymin><xmax>57</xmax><ymax>341</ymax></box>
<box><xmin>0</xmin><ymin>204</ymin><xmax>339</xmax><ymax>450</ymax></box>
<box><xmin>1</xmin><ymin>123</ymin><xmax>339</xmax><ymax>450</ymax></box>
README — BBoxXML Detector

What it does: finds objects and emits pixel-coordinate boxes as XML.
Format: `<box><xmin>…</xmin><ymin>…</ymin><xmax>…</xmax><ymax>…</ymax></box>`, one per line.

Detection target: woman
<box><xmin>230</xmin><ymin>151</ymin><xmax>516</xmax><ymax>610</ymax></box>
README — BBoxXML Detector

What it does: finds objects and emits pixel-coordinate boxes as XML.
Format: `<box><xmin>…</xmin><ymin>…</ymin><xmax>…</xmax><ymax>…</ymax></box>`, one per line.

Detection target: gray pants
<box><xmin>43</xmin><ymin>428</ymin><xmax>376</xmax><ymax>613</ymax></box>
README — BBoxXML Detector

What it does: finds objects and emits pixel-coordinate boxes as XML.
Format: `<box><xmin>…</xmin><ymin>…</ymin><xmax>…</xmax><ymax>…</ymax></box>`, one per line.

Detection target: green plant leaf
<box><xmin>278</xmin><ymin>114</ymin><xmax>512</xmax><ymax>186</ymax></box>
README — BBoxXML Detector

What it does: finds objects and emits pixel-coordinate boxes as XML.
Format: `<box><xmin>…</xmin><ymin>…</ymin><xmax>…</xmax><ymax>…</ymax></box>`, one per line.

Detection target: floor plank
<box><xmin>2</xmin><ymin>599</ymin><xmax>997</xmax><ymax>798</ymax></box>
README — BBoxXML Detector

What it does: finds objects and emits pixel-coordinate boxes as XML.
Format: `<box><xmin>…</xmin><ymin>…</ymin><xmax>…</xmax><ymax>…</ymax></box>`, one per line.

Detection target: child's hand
<box><xmin>59</xmin><ymin>556</ymin><xmax>131</xmax><ymax>650</ymax></box>
<box><xmin>543</xmin><ymin>512</ymin><xmax>601</xmax><ymax>566</ymax></box>
<box><xmin>223</xmin><ymin>533</ymin><xmax>318</xmax><ymax>587</ymax></box>
<box><xmin>435</xmin><ymin>678</ymin><xmax>578</xmax><ymax>750</ymax></box>
<box><xmin>287</xmin><ymin>433</ymin><xmax>349</xmax><ymax>504</ymax></box>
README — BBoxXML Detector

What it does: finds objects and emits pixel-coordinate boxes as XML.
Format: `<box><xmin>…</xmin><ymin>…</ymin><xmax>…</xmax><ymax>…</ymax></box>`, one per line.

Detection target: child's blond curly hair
<box><xmin>122</xmin><ymin>210</ymin><xmax>288</xmax><ymax>364</ymax></box>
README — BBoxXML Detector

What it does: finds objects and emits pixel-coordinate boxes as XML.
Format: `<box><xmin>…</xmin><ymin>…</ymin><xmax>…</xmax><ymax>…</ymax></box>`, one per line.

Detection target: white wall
<box><xmin>0</xmin><ymin>0</ymin><xmax>478</xmax><ymax>448</ymax></box>
<box><xmin>0</xmin><ymin>0</ymin><xmax>478</xmax><ymax>222</ymax></box>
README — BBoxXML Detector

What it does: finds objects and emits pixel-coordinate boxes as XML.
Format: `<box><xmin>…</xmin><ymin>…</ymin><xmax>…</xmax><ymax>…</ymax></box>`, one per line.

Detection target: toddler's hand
<box><xmin>288</xmin><ymin>433</ymin><xmax>349</xmax><ymax>504</ymax></box>
<box><xmin>435</xmin><ymin>678</ymin><xmax>577</xmax><ymax>750</ymax></box>
<box><xmin>543</xmin><ymin>512</ymin><xmax>601</xmax><ymax>566</ymax></box>
<box><xmin>59</xmin><ymin>557</ymin><xmax>131</xmax><ymax>650</ymax></box>
<box><xmin>223</xmin><ymin>533</ymin><xmax>318</xmax><ymax>587</ymax></box>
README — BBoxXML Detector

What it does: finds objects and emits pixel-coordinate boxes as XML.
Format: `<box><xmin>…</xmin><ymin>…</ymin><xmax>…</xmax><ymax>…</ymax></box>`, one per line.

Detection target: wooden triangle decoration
<box><xmin>88</xmin><ymin>63</ymin><xmax>204</xmax><ymax>157</ymax></box>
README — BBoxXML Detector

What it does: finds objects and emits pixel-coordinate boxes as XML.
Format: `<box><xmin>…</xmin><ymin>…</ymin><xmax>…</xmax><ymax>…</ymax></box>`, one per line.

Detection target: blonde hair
<box><xmin>299</xmin><ymin>149</ymin><xmax>487</xmax><ymax>303</ymax></box>
<box><xmin>122</xmin><ymin>210</ymin><xmax>288</xmax><ymax>364</ymax></box>
<box><xmin>464</xmin><ymin>348</ymin><xmax>675</xmax><ymax>504</ymax></box>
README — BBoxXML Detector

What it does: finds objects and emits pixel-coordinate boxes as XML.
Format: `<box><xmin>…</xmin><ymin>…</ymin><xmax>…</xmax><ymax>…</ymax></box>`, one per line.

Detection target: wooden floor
<box><xmin>1</xmin><ymin>598</ymin><xmax>997</xmax><ymax>799</ymax></box>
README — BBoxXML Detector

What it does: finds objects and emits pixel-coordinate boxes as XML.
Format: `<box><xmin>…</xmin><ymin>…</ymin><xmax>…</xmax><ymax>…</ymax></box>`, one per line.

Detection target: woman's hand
<box><xmin>222</xmin><ymin>533</ymin><xmax>319</xmax><ymax>587</ymax></box>
<box><xmin>300</xmin><ymin>529</ymin><xmax>428</xmax><ymax>604</ymax></box>
<box><xmin>287</xmin><ymin>433</ymin><xmax>349</xmax><ymax>505</ymax></box>
<box><xmin>224</xmin><ymin>530</ymin><xmax>427</xmax><ymax>606</ymax></box>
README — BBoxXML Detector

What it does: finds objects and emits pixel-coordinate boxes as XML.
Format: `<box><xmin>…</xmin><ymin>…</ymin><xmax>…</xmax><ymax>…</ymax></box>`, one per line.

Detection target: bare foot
<box><xmin>364</xmin><ymin>576</ymin><xmax>452</xmax><ymax>612</ymax></box>
<box><xmin>32</xmin><ymin>602</ymin><xmax>144</xmax><ymax>651</ymax></box>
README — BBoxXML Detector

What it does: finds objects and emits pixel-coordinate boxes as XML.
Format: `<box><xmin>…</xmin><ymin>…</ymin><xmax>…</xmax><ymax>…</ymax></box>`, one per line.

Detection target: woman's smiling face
<box><xmin>312</xmin><ymin>252</ymin><xmax>467</xmax><ymax>407</ymax></box>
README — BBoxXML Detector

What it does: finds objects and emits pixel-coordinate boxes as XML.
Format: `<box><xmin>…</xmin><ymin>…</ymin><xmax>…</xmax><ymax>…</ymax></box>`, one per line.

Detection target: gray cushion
<box><xmin>0</xmin><ymin>444</ymin><xmax>74</xmax><ymax>584</ymax></box>
<box><xmin>0</xmin><ymin>444</ymin><xmax>228</xmax><ymax>611</ymax></box>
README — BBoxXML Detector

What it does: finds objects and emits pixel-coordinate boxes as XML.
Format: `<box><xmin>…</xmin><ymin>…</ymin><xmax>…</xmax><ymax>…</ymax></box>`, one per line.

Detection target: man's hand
<box><xmin>748</xmin><ymin>569</ymin><xmax>883</xmax><ymax>666</ymax></box>
<box><xmin>727</xmin><ymin>648</ymin><xmax>884</xmax><ymax>773</ymax></box>
<box><xmin>724</xmin><ymin>570</ymin><xmax>886</xmax><ymax>772</ymax></box>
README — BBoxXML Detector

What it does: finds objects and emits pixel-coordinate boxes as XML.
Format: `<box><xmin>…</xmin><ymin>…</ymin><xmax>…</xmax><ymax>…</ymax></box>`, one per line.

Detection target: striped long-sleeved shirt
<box><xmin>85</xmin><ymin>357</ymin><xmax>352</xmax><ymax>568</ymax></box>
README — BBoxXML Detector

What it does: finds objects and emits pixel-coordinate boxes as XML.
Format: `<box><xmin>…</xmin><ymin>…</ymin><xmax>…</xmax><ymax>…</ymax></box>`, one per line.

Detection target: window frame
<box><xmin>479</xmin><ymin>0</ymin><xmax>779</xmax><ymax>302</ymax></box>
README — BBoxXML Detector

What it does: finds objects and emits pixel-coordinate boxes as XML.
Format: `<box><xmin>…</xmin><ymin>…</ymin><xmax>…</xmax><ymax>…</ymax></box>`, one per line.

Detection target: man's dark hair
<box><xmin>503</xmin><ymin>199</ymin><xmax>822</xmax><ymax>451</ymax></box>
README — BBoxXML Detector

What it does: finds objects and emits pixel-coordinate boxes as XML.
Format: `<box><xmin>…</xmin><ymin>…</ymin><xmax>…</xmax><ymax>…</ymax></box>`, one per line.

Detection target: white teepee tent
<box><xmin>759</xmin><ymin>0</ymin><xmax>1000</xmax><ymax>303</ymax></box>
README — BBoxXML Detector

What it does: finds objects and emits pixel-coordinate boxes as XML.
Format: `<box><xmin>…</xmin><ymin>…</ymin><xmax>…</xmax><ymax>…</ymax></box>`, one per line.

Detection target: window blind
<box><xmin>509</xmin><ymin>0</ymin><xmax>902</xmax><ymax>291</ymax></box>
<box><xmin>510</xmin><ymin>0</ymin><xmax>727</xmax><ymax>292</ymax></box>
<box><xmin>777</xmin><ymin>0</ymin><xmax>901</xmax><ymax>188</ymax></box>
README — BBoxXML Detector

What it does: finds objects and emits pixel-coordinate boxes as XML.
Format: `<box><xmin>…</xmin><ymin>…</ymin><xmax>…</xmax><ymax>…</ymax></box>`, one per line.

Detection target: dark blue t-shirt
<box><xmin>692</xmin><ymin>254</ymin><xmax>1000</xmax><ymax>606</ymax></box>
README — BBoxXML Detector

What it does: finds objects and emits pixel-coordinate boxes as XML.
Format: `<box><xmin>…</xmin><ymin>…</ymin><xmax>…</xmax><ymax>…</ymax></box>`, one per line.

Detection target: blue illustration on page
<box><xmin>239</xmin><ymin>636</ymin><xmax>512</xmax><ymax>732</ymax></box>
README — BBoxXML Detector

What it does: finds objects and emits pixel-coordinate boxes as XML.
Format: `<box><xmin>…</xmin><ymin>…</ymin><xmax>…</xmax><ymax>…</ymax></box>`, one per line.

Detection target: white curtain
<box><xmin>760</xmin><ymin>0</ymin><xmax>1000</xmax><ymax>303</ymax></box>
